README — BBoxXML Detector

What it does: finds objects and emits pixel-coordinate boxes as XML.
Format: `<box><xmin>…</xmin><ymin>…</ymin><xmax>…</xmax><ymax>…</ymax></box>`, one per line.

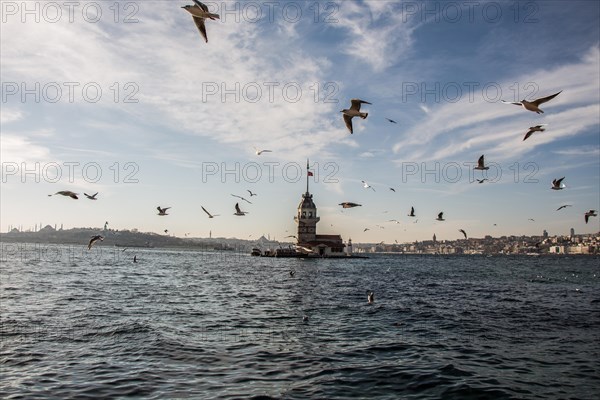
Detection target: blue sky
<box><xmin>1</xmin><ymin>0</ymin><xmax>599</xmax><ymax>243</ymax></box>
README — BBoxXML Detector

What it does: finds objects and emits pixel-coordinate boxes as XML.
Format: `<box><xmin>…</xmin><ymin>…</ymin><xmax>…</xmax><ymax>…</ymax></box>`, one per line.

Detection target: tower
<box><xmin>294</xmin><ymin>159</ymin><xmax>320</xmax><ymax>243</ymax></box>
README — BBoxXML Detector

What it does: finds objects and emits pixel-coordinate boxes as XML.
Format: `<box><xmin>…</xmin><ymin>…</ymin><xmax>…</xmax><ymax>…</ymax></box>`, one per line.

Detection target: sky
<box><xmin>1</xmin><ymin>0</ymin><xmax>599</xmax><ymax>243</ymax></box>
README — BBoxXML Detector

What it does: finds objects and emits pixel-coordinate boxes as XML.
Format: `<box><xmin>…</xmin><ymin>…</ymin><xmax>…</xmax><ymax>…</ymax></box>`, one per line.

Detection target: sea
<box><xmin>1</xmin><ymin>243</ymin><xmax>599</xmax><ymax>399</ymax></box>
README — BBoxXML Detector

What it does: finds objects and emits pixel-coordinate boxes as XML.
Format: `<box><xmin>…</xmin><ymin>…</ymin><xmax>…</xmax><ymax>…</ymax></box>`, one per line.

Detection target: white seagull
<box><xmin>247</xmin><ymin>190</ymin><xmax>257</xmax><ymax>197</ymax></box>
<box><xmin>201</xmin><ymin>206</ymin><xmax>219</xmax><ymax>218</ymax></box>
<box><xmin>361</xmin><ymin>180</ymin><xmax>375</xmax><ymax>192</ymax></box>
<box><xmin>181</xmin><ymin>0</ymin><xmax>220</xmax><ymax>43</ymax></box>
<box><xmin>48</xmin><ymin>191</ymin><xmax>78</xmax><ymax>199</ymax></box>
<box><xmin>551</xmin><ymin>177</ymin><xmax>566</xmax><ymax>190</ymax></box>
<box><xmin>366</xmin><ymin>290</ymin><xmax>374</xmax><ymax>304</ymax></box>
<box><xmin>501</xmin><ymin>90</ymin><xmax>562</xmax><ymax>114</ymax></box>
<box><xmin>253</xmin><ymin>147</ymin><xmax>272</xmax><ymax>155</ymax></box>
<box><xmin>556</xmin><ymin>205</ymin><xmax>572</xmax><ymax>211</ymax></box>
<box><xmin>231</xmin><ymin>194</ymin><xmax>252</xmax><ymax>204</ymax></box>
<box><xmin>341</xmin><ymin>99</ymin><xmax>371</xmax><ymax>134</ymax></box>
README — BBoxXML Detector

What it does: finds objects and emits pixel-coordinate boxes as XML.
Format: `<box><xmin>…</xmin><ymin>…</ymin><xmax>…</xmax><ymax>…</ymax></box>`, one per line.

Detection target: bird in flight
<box><xmin>523</xmin><ymin>124</ymin><xmax>548</xmax><ymax>141</ymax></box>
<box><xmin>231</xmin><ymin>194</ymin><xmax>252</xmax><ymax>204</ymax></box>
<box><xmin>363</xmin><ymin>228</ymin><xmax>370</xmax><ymax>232</ymax></box>
<box><xmin>408</xmin><ymin>207</ymin><xmax>416</xmax><ymax>217</ymax></box>
<box><xmin>247</xmin><ymin>190</ymin><xmax>257</xmax><ymax>197</ymax></box>
<box><xmin>48</xmin><ymin>191</ymin><xmax>78</xmax><ymax>199</ymax></box>
<box><xmin>253</xmin><ymin>147</ymin><xmax>272</xmax><ymax>155</ymax></box>
<box><xmin>88</xmin><ymin>235</ymin><xmax>104</xmax><ymax>250</ymax></box>
<box><xmin>181</xmin><ymin>0</ymin><xmax>220</xmax><ymax>43</ymax></box>
<box><xmin>584</xmin><ymin>210</ymin><xmax>597</xmax><ymax>224</ymax></box>
<box><xmin>341</xmin><ymin>99</ymin><xmax>371</xmax><ymax>134</ymax></box>
<box><xmin>459</xmin><ymin>229</ymin><xmax>467</xmax><ymax>239</ymax></box>
<box><xmin>234</xmin><ymin>203</ymin><xmax>248</xmax><ymax>216</ymax></box>
<box><xmin>501</xmin><ymin>90</ymin><xmax>562</xmax><ymax>114</ymax></box>
<box><xmin>366</xmin><ymin>290</ymin><xmax>374</xmax><ymax>304</ymax></box>
<box><xmin>361</xmin><ymin>180</ymin><xmax>375</xmax><ymax>191</ymax></box>
<box><xmin>157</xmin><ymin>206</ymin><xmax>170</xmax><ymax>216</ymax></box>
<box><xmin>436</xmin><ymin>212</ymin><xmax>445</xmax><ymax>221</ymax></box>
<box><xmin>474</xmin><ymin>155</ymin><xmax>489</xmax><ymax>171</ymax></box>
<box><xmin>551</xmin><ymin>177</ymin><xmax>566</xmax><ymax>190</ymax></box>
<box><xmin>389</xmin><ymin>187</ymin><xmax>396</xmax><ymax>192</ymax></box>
<box><xmin>556</xmin><ymin>205</ymin><xmax>572</xmax><ymax>211</ymax></box>
<box><xmin>385</xmin><ymin>118</ymin><xmax>397</xmax><ymax>124</ymax></box>
<box><xmin>201</xmin><ymin>206</ymin><xmax>219</xmax><ymax>218</ymax></box>
<box><xmin>528</xmin><ymin>218</ymin><xmax>535</xmax><ymax>222</ymax></box>
<box><xmin>476</xmin><ymin>178</ymin><xmax>488</xmax><ymax>184</ymax></box>
<box><xmin>84</xmin><ymin>192</ymin><xmax>98</xmax><ymax>200</ymax></box>
<box><xmin>339</xmin><ymin>202</ymin><xmax>362</xmax><ymax>208</ymax></box>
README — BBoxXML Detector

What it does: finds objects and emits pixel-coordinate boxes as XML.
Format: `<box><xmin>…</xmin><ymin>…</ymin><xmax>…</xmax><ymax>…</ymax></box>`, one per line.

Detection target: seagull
<box><xmin>201</xmin><ymin>206</ymin><xmax>219</xmax><ymax>218</ymax></box>
<box><xmin>247</xmin><ymin>190</ymin><xmax>257</xmax><ymax>197</ymax></box>
<box><xmin>385</xmin><ymin>118</ymin><xmax>397</xmax><ymax>124</ymax></box>
<box><xmin>551</xmin><ymin>177</ymin><xmax>565</xmax><ymax>190</ymax></box>
<box><xmin>84</xmin><ymin>192</ymin><xmax>98</xmax><ymax>200</ymax></box>
<box><xmin>501</xmin><ymin>90</ymin><xmax>562</xmax><ymax>114</ymax></box>
<box><xmin>361</xmin><ymin>180</ymin><xmax>375</xmax><ymax>191</ymax></box>
<box><xmin>377</xmin><ymin>241</ymin><xmax>384</xmax><ymax>245</ymax></box>
<box><xmin>88</xmin><ymin>235</ymin><xmax>103</xmax><ymax>250</ymax></box>
<box><xmin>585</xmin><ymin>210</ymin><xmax>597</xmax><ymax>224</ymax></box>
<box><xmin>164</xmin><ymin>229</ymin><xmax>169</xmax><ymax>234</ymax></box>
<box><xmin>48</xmin><ymin>191</ymin><xmax>78</xmax><ymax>199</ymax></box>
<box><xmin>363</xmin><ymin>228</ymin><xmax>370</xmax><ymax>232</ymax></box>
<box><xmin>290</xmin><ymin>270</ymin><xmax>295</xmax><ymax>277</ymax></box>
<box><xmin>556</xmin><ymin>205</ymin><xmax>572</xmax><ymax>211</ymax></box>
<box><xmin>459</xmin><ymin>229</ymin><xmax>467</xmax><ymax>239</ymax></box>
<box><xmin>528</xmin><ymin>218</ymin><xmax>535</xmax><ymax>222</ymax></box>
<box><xmin>181</xmin><ymin>0</ymin><xmax>220</xmax><ymax>43</ymax></box>
<box><xmin>523</xmin><ymin>124</ymin><xmax>548</xmax><ymax>141</ymax></box>
<box><xmin>157</xmin><ymin>206</ymin><xmax>170</xmax><ymax>216</ymax></box>
<box><xmin>133</xmin><ymin>255</ymin><xmax>137</xmax><ymax>263</ymax></box>
<box><xmin>285</xmin><ymin>235</ymin><xmax>297</xmax><ymax>239</ymax></box>
<box><xmin>474</xmin><ymin>155</ymin><xmax>489</xmax><ymax>170</ymax></box>
<box><xmin>389</xmin><ymin>187</ymin><xmax>396</xmax><ymax>192</ymax></box>
<box><xmin>408</xmin><ymin>207</ymin><xmax>416</xmax><ymax>217</ymax></box>
<box><xmin>231</xmin><ymin>194</ymin><xmax>252</xmax><ymax>204</ymax></box>
<box><xmin>436</xmin><ymin>212</ymin><xmax>445</xmax><ymax>221</ymax></box>
<box><xmin>234</xmin><ymin>202</ymin><xmax>248</xmax><ymax>216</ymax></box>
<box><xmin>339</xmin><ymin>202</ymin><xmax>362</xmax><ymax>208</ymax></box>
<box><xmin>253</xmin><ymin>146</ymin><xmax>272</xmax><ymax>155</ymax></box>
<box><xmin>341</xmin><ymin>99</ymin><xmax>371</xmax><ymax>134</ymax></box>
<box><xmin>366</xmin><ymin>290</ymin><xmax>374</xmax><ymax>304</ymax></box>
<box><xmin>388</xmin><ymin>219</ymin><xmax>400</xmax><ymax>224</ymax></box>
<box><xmin>476</xmin><ymin>178</ymin><xmax>488</xmax><ymax>184</ymax></box>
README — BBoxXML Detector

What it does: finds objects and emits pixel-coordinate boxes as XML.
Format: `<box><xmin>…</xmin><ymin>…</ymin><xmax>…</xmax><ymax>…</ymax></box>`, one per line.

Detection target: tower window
<box><xmin>302</xmin><ymin>211</ymin><xmax>306</xmax><ymax>218</ymax></box>
<box><xmin>308</xmin><ymin>212</ymin><xmax>313</xmax><ymax>218</ymax></box>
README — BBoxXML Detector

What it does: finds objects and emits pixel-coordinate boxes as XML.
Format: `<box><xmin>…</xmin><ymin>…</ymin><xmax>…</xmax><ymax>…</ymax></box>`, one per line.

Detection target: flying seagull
<box><xmin>474</xmin><ymin>155</ymin><xmax>489</xmax><ymax>170</ymax></box>
<box><xmin>528</xmin><ymin>218</ymin><xmax>535</xmax><ymax>222</ymax></box>
<box><xmin>523</xmin><ymin>124</ymin><xmax>548</xmax><ymax>141</ymax></box>
<box><xmin>385</xmin><ymin>118</ymin><xmax>397</xmax><ymax>124</ymax></box>
<box><xmin>584</xmin><ymin>210</ymin><xmax>597</xmax><ymax>224</ymax></box>
<box><xmin>339</xmin><ymin>202</ymin><xmax>362</xmax><ymax>208</ymax></box>
<box><xmin>157</xmin><ymin>206</ymin><xmax>170</xmax><ymax>216</ymax></box>
<box><xmin>231</xmin><ymin>194</ymin><xmax>252</xmax><ymax>204</ymax></box>
<box><xmin>361</xmin><ymin>180</ymin><xmax>375</xmax><ymax>191</ymax></box>
<box><xmin>501</xmin><ymin>90</ymin><xmax>562</xmax><ymax>114</ymax></box>
<box><xmin>84</xmin><ymin>192</ymin><xmax>98</xmax><ymax>200</ymax></box>
<box><xmin>253</xmin><ymin>146</ymin><xmax>272</xmax><ymax>156</ymax></box>
<box><xmin>363</xmin><ymin>228</ymin><xmax>370</xmax><ymax>232</ymax></box>
<box><xmin>234</xmin><ymin>202</ymin><xmax>248</xmax><ymax>216</ymax></box>
<box><xmin>285</xmin><ymin>235</ymin><xmax>297</xmax><ymax>239</ymax></box>
<box><xmin>164</xmin><ymin>229</ymin><xmax>169</xmax><ymax>234</ymax></box>
<box><xmin>551</xmin><ymin>177</ymin><xmax>565</xmax><ymax>190</ymax></box>
<box><xmin>436</xmin><ymin>212</ymin><xmax>445</xmax><ymax>221</ymax></box>
<box><xmin>201</xmin><ymin>206</ymin><xmax>219</xmax><ymax>218</ymax></box>
<box><xmin>247</xmin><ymin>190</ymin><xmax>257</xmax><ymax>197</ymax></box>
<box><xmin>459</xmin><ymin>229</ymin><xmax>467</xmax><ymax>239</ymax></box>
<box><xmin>341</xmin><ymin>99</ymin><xmax>371</xmax><ymax>134</ymax></box>
<box><xmin>88</xmin><ymin>235</ymin><xmax>103</xmax><ymax>250</ymax></box>
<box><xmin>408</xmin><ymin>207</ymin><xmax>416</xmax><ymax>217</ymax></box>
<box><xmin>48</xmin><ymin>191</ymin><xmax>78</xmax><ymax>199</ymax></box>
<box><xmin>181</xmin><ymin>0</ymin><xmax>220</xmax><ymax>43</ymax></box>
<box><xmin>476</xmin><ymin>178</ymin><xmax>488</xmax><ymax>184</ymax></box>
<box><xmin>389</xmin><ymin>187</ymin><xmax>396</xmax><ymax>192</ymax></box>
<box><xmin>556</xmin><ymin>205</ymin><xmax>572</xmax><ymax>211</ymax></box>
<box><xmin>366</xmin><ymin>290</ymin><xmax>374</xmax><ymax>304</ymax></box>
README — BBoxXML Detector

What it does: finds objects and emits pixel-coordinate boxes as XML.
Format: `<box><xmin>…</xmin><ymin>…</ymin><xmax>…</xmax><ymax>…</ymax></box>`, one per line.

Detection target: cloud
<box><xmin>0</xmin><ymin>108</ymin><xmax>23</xmax><ymax>124</ymax></box>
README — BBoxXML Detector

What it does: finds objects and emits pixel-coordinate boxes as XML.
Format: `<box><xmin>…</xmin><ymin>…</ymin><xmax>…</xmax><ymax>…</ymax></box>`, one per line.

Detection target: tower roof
<box><xmin>298</xmin><ymin>192</ymin><xmax>316</xmax><ymax>210</ymax></box>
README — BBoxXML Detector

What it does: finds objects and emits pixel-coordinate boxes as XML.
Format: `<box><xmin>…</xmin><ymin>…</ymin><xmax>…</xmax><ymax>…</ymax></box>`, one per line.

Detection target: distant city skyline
<box><xmin>2</xmin><ymin>1</ymin><xmax>599</xmax><ymax>242</ymax></box>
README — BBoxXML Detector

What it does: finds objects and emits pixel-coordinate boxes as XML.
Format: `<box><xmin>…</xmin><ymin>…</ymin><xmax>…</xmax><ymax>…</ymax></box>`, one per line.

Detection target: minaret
<box><xmin>294</xmin><ymin>159</ymin><xmax>320</xmax><ymax>244</ymax></box>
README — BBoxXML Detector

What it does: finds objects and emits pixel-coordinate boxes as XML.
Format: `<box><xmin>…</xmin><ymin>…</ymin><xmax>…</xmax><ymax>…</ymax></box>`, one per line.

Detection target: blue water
<box><xmin>1</xmin><ymin>244</ymin><xmax>599</xmax><ymax>399</ymax></box>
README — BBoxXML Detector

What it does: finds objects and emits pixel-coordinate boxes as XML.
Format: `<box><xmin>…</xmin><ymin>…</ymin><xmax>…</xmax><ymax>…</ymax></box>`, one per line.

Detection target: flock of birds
<box><xmin>45</xmin><ymin>2</ymin><xmax>598</xmax><ymax>255</ymax></box>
